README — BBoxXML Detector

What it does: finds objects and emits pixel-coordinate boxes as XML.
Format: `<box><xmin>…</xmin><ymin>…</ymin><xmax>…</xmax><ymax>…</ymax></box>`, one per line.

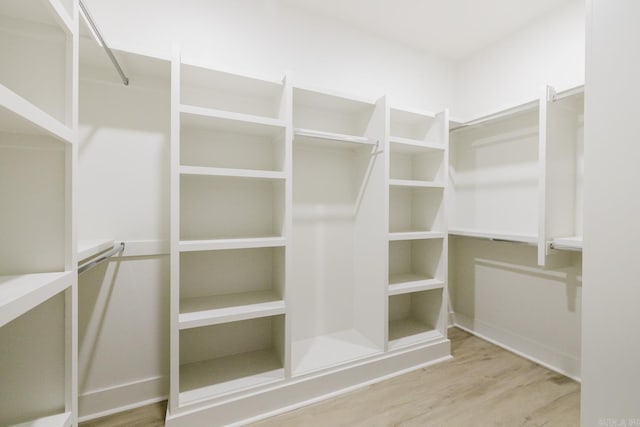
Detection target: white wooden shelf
<box><xmin>388</xmin><ymin>276</ymin><xmax>444</xmax><ymax>296</ymax></box>
<box><xmin>388</xmin><ymin>179</ymin><xmax>444</xmax><ymax>189</ymax></box>
<box><xmin>10</xmin><ymin>411</ymin><xmax>72</xmax><ymax>427</ymax></box>
<box><xmin>388</xmin><ymin>136</ymin><xmax>444</xmax><ymax>152</ymax></box>
<box><xmin>448</xmin><ymin>228</ymin><xmax>538</xmax><ymax>245</ymax></box>
<box><xmin>551</xmin><ymin>236</ymin><xmax>583</xmax><ymax>251</ymax></box>
<box><xmin>179</xmin><ymin>291</ymin><xmax>285</xmax><ymax>330</ymax></box>
<box><xmin>77</xmin><ymin>239</ymin><xmax>115</xmax><ymax>261</ymax></box>
<box><xmin>180</xmin><ymin>104</ymin><xmax>286</xmax><ymax>133</ymax></box>
<box><xmin>388</xmin><ymin>321</ymin><xmax>444</xmax><ymax>350</ymax></box>
<box><xmin>0</xmin><ymin>85</ymin><xmax>73</xmax><ymax>143</ymax></box>
<box><xmin>179</xmin><ymin>237</ymin><xmax>287</xmax><ymax>252</ymax></box>
<box><xmin>0</xmin><ymin>272</ymin><xmax>73</xmax><ymax>328</ymax></box>
<box><xmin>179</xmin><ymin>349</ymin><xmax>284</xmax><ymax>406</ymax></box>
<box><xmin>292</xmin><ymin>329</ymin><xmax>382</xmax><ymax>376</ymax></box>
<box><xmin>388</xmin><ymin>231</ymin><xmax>446</xmax><ymax>241</ymax></box>
<box><xmin>294</xmin><ymin>128</ymin><xmax>375</xmax><ymax>146</ymax></box>
<box><xmin>179</xmin><ymin>166</ymin><xmax>286</xmax><ymax>181</ymax></box>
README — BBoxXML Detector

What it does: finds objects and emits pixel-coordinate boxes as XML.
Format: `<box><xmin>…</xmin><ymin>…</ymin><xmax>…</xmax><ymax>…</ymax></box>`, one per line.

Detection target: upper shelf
<box><xmin>78</xmin><ymin>239</ymin><xmax>116</xmax><ymax>261</ymax></box>
<box><xmin>293</xmin><ymin>128</ymin><xmax>377</xmax><ymax>149</ymax></box>
<box><xmin>389</xmin><ymin>136</ymin><xmax>445</xmax><ymax>153</ymax></box>
<box><xmin>293</xmin><ymin>86</ymin><xmax>376</xmax><ymax>138</ymax></box>
<box><xmin>449</xmin><ymin>228</ymin><xmax>538</xmax><ymax>245</ymax></box>
<box><xmin>389</xmin><ymin>106</ymin><xmax>441</xmax><ymax>143</ymax></box>
<box><xmin>180</xmin><ymin>104</ymin><xmax>286</xmax><ymax>135</ymax></box>
<box><xmin>180</xmin><ymin>61</ymin><xmax>285</xmax><ymax>120</ymax></box>
<box><xmin>0</xmin><ymin>272</ymin><xmax>74</xmax><ymax>328</ymax></box>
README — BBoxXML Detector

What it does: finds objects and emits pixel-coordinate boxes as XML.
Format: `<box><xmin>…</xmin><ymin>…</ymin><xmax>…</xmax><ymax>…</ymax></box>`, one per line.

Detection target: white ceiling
<box><xmin>281</xmin><ymin>0</ymin><xmax>573</xmax><ymax>60</ymax></box>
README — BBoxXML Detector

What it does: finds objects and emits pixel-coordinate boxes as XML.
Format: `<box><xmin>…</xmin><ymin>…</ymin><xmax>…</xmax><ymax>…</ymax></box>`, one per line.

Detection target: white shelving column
<box><xmin>0</xmin><ymin>0</ymin><xmax>78</xmax><ymax>425</ymax></box>
<box><xmin>540</xmin><ymin>86</ymin><xmax>584</xmax><ymax>260</ymax></box>
<box><xmin>386</xmin><ymin>106</ymin><xmax>449</xmax><ymax>350</ymax></box>
<box><xmin>169</xmin><ymin>47</ymin><xmax>290</xmax><ymax>412</ymax></box>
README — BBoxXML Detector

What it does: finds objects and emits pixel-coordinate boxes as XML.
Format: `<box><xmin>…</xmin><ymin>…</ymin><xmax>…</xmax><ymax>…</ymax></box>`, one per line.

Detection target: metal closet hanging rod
<box><xmin>78</xmin><ymin>242</ymin><xmax>125</xmax><ymax>275</ymax></box>
<box><xmin>79</xmin><ymin>0</ymin><xmax>129</xmax><ymax>86</ymax></box>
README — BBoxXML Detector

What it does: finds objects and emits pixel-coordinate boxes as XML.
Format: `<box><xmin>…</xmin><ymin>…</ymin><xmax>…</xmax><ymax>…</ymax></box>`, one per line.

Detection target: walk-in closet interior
<box><xmin>1</xmin><ymin>0</ymin><xmax>639</xmax><ymax>426</ymax></box>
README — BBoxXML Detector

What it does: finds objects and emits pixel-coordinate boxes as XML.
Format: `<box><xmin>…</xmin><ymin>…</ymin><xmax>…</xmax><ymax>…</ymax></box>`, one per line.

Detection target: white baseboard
<box><xmin>79</xmin><ymin>375</ymin><xmax>168</xmax><ymax>422</ymax></box>
<box><xmin>452</xmin><ymin>312</ymin><xmax>581</xmax><ymax>382</ymax></box>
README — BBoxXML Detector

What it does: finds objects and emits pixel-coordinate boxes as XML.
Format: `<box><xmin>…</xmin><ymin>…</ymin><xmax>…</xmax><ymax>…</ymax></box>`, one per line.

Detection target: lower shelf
<box><xmin>292</xmin><ymin>329</ymin><xmax>382</xmax><ymax>376</ymax></box>
<box><xmin>11</xmin><ymin>411</ymin><xmax>72</xmax><ymax>427</ymax></box>
<box><xmin>388</xmin><ymin>319</ymin><xmax>444</xmax><ymax>350</ymax></box>
<box><xmin>179</xmin><ymin>349</ymin><xmax>284</xmax><ymax>406</ymax></box>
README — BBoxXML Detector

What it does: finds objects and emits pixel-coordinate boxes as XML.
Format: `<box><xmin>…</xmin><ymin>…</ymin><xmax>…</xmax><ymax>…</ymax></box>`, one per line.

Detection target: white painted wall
<box><xmin>82</xmin><ymin>0</ymin><xmax>455</xmax><ymax>113</ymax></box>
<box><xmin>581</xmin><ymin>0</ymin><xmax>640</xmax><ymax>423</ymax></box>
<box><xmin>450</xmin><ymin>239</ymin><xmax>582</xmax><ymax>380</ymax></box>
<box><xmin>455</xmin><ymin>0</ymin><xmax>585</xmax><ymax>120</ymax></box>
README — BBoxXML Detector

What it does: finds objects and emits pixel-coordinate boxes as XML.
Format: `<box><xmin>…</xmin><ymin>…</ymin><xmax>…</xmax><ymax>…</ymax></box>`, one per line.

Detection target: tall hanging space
<box><xmin>290</xmin><ymin>88</ymin><xmax>386</xmax><ymax>375</ymax></box>
<box><xmin>0</xmin><ymin>0</ymin><xmax>78</xmax><ymax>425</ymax></box>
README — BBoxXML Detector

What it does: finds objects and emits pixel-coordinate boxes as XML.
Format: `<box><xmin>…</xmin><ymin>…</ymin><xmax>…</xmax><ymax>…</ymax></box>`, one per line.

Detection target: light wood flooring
<box><xmin>80</xmin><ymin>327</ymin><xmax>580</xmax><ymax>427</ymax></box>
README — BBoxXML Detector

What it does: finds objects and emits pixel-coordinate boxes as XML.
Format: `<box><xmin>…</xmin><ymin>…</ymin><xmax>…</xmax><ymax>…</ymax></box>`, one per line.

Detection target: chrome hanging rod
<box><xmin>78</xmin><ymin>242</ymin><xmax>125</xmax><ymax>274</ymax></box>
<box><xmin>79</xmin><ymin>0</ymin><xmax>129</xmax><ymax>86</ymax></box>
<box><xmin>450</xmin><ymin>100</ymin><xmax>538</xmax><ymax>133</ymax></box>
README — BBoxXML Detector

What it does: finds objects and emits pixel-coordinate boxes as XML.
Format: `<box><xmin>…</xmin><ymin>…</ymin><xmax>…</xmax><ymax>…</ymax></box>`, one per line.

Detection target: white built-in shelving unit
<box><xmin>386</xmin><ymin>106</ymin><xmax>449</xmax><ymax>350</ymax></box>
<box><xmin>449</xmin><ymin>86</ymin><xmax>584</xmax><ymax>266</ymax></box>
<box><xmin>0</xmin><ymin>0</ymin><xmax>78</xmax><ymax>425</ymax></box>
<box><xmin>542</xmin><ymin>88</ymin><xmax>584</xmax><ymax>256</ymax></box>
<box><xmin>170</xmin><ymin>48</ymin><xmax>290</xmax><ymax>409</ymax></box>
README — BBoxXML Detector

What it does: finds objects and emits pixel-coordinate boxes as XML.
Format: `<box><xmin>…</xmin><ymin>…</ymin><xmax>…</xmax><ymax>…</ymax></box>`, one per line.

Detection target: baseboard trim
<box><xmin>452</xmin><ymin>312</ymin><xmax>581</xmax><ymax>382</ymax></box>
<box><xmin>79</xmin><ymin>375</ymin><xmax>168</xmax><ymax>422</ymax></box>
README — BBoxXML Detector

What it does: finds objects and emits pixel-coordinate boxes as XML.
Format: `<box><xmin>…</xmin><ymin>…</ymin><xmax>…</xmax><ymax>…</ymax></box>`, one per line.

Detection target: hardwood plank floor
<box><xmin>80</xmin><ymin>328</ymin><xmax>580</xmax><ymax>426</ymax></box>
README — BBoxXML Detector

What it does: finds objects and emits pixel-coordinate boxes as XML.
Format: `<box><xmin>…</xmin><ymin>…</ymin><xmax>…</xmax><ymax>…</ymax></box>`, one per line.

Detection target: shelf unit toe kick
<box><xmin>166</xmin><ymin>338</ymin><xmax>450</xmax><ymax>426</ymax></box>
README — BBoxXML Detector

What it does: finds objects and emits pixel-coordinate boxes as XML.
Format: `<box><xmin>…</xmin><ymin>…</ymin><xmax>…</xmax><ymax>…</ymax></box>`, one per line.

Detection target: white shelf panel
<box><xmin>293</xmin><ymin>85</ymin><xmax>375</xmax><ymax>113</ymax></box>
<box><xmin>180</xmin><ymin>104</ymin><xmax>286</xmax><ymax>133</ymax></box>
<box><xmin>77</xmin><ymin>239</ymin><xmax>115</xmax><ymax>261</ymax></box>
<box><xmin>388</xmin><ymin>320</ymin><xmax>444</xmax><ymax>350</ymax></box>
<box><xmin>551</xmin><ymin>236</ymin><xmax>583</xmax><ymax>251</ymax></box>
<box><xmin>448</xmin><ymin>228</ymin><xmax>538</xmax><ymax>245</ymax></box>
<box><xmin>10</xmin><ymin>411</ymin><xmax>72</xmax><ymax>427</ymax></box>
<box><xmin>388</xmin><ymin>231</ymin><xmax>446</xmax><ymax>241</ymax></box>
<box><xmin>388</xmin><ymin>179</ymin><xmax>444</xmax><ymax>189</ymax></box>
<box><xmin>0</xmin><ymin>85</ymin><xmax>73</xmax><ymax>143</ymax></box>
<box><xmin>292</xmin><ymin>329</ymin><xmax>382</xmax><ymax>376</ymax></box>
<box><xmin>179</xmin><ymin>349</ymin><xmax>284</xmax><ymax>406</ymax></box>
<box><xmin>294</xmin><ymin>128</ymin><xmax>375</xmax><ymax>146</ymax></box>
<box><xmin>0</xmin><ymin>272</ymin><xmax>73</xmax><ymax>328</ymax></box>
<box><xmin>179</xmin><ymin>166</ymin><xmax>286</xmax><ymax>181</ymax></box>
<box><xmin>179</xmin><ymin>291</ymin><xmax>285</xmax><ymax>330</ymax></box>
<box><xmin>179</xmin><ymin>237</ymin><xmax>287</xmax><ymax>252</ymax></box>
<box><xmin>389</xmin><ymin>136</ymin><xmax>444</xmax><ymax>153</ymax></box>
<box><xmin>388</xmin><ymin>276</ymin><xmax>444</xmax><ymax>296</ymax></box>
